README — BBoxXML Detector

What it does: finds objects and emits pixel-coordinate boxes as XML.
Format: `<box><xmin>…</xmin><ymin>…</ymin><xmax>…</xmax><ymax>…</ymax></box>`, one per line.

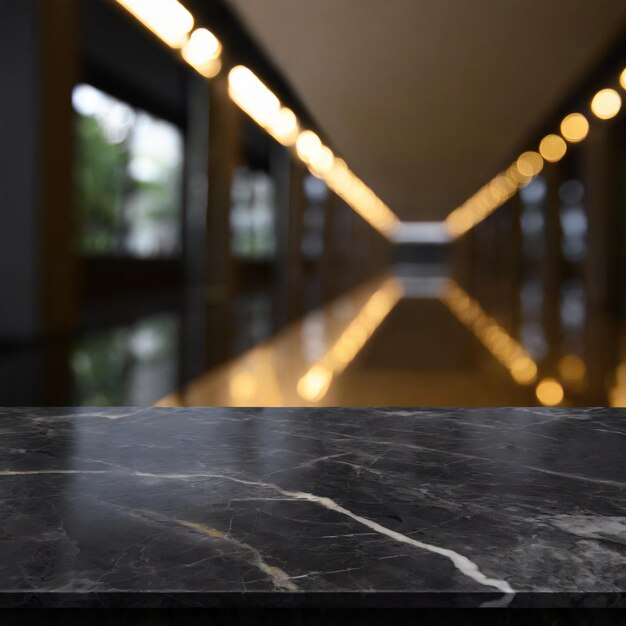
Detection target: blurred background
<box><xmin>3</xmin><ymin>0</ymin><xmax>626</xmax><ymax>408</ymax></box>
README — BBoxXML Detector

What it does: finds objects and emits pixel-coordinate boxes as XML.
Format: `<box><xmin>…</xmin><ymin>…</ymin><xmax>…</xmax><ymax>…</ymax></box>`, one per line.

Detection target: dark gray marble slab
<box><xmin>0</xmin><ymin>407</ymin><xmax>624</xmax><ymax>608</ymax></box>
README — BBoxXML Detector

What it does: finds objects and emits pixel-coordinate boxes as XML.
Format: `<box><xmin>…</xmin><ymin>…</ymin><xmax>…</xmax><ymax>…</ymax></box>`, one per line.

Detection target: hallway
<box><xmin>2</xmin><ymin>1</ymin><xmax>626</xmax><ymax>621</ymax></box>
<box><xmin>3</xmin><ymin>0</ymin><xmax>626</xmax><ymax>411</ymax></box>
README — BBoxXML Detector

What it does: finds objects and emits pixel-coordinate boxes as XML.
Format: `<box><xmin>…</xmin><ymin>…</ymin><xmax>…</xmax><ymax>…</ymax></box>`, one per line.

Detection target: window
<box><xmin>559</xmin><ymin>179</ymin><xmax>587</xmax><ymax>263</ymax></box>
<box><xmin>519</xmin><ymin>175</ymin><xmax>547</xmax><ymax>261</ymax></box>
<box><xmin>72</xmin><ymin>84</ymin><xmax>184</xmax><ymax>258</ymax></box>
<box><xmin>301</xmin><ymin>174</ymin><xmax>327</xmax><ymax>261</ymax></box>
<box><xmin>230</xmin><ymin>166</ymin><xmax>277</xmax><ymax>259</ymax></box>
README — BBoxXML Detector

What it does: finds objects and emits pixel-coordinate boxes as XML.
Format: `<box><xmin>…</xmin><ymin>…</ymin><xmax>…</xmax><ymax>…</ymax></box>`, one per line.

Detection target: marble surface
<box><xmin>0</xmin><ymin>406</ymin><xmax>624</xmax><ymax>608</ymax></box>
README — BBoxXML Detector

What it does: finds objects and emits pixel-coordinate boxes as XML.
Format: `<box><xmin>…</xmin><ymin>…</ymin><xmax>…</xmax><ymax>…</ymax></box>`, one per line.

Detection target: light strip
<box><xmin>228</xmin><ymin>65</ymin><xmax>300</xmax><ymax>146</ymax></box>
<box><xmin>445</xmin><ymin>63</ymin><xmax>626</xmax><ymax>240</ymax></box>
<box><xmin>440</xmin><ymin>280</ymin><xmax>538</xmax><ymax>385</ymax></box>
<box><xmin>609</xmin><ymin>363</ymin><xmax>626</xmax><ymax>407</ymax></box>
<box><xmin>181</xmin><ymin>28</ymin><xmax>222</xmax><ymax>78</ymax></box>
<box><xmin>114</xmin><ymin>3</ymin><xmax>398</xmax><ymax>239</ymax></box>
<box><xmin>297</xmin><ymin>277</ymin><xmax>404</xmax><ymax>401</ymax></box>
<box><xmin>115</xmin><ymin>0</ymin><xmax>194</xmax><ymax>48</ymax></box>
<box><xmin>115</xmin><ymin>1</ymin><xmax>224</xmax><ymax>80</ymax></box>
<box><xmin>445</xmin><ymin>168</ymin><xmax>521</xmax><ymax>238</ymax></box>
<box><xmin>228</xmin><ymin>66</ymin><xmax>400</xmax><ymax>239</ymax></box>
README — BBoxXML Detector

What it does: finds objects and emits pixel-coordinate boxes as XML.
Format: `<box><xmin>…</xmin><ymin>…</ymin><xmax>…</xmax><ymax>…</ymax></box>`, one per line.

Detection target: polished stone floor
<box><xmin>2</xmin><ymin>265</ymin><xmax>626</xmax><ymax>408</ymax></box>
<box><xmin>160</xmin><ymin>269</ymin><xmax>626</xmax><ymax>408</ymax></box>
<box><xmin>0</xmin><ymin>406</ymin><xmax>624</xmax><ymax>608</ymax></box>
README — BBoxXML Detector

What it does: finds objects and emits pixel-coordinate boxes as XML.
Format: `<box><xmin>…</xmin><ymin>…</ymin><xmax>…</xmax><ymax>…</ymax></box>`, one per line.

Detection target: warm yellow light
<box><xmin>323</xmin><ymin>158</ymin><xmax>399</xmax><ymax>237</ymax></box>
<box><xmin>490</xmin><ymin>174</ymin><xmax>515</xmax><ymax>201</ymax></box>
<box><xmin>296</xmin><ymin>130</ymin><xmax>323</xmax><ymax>163</ymax></box>
<box><xmin>516</xmin><ymin>151</ymin><xmax>543</xmax><ymax>178</ymax></box>
<box><xmin>228</xmin><ymin>65</ymin><xmax>280</xmax><ymax>129</ymax></box>
<box><xmin>610</xmin><ymin>362</ymin><xmax>626</xmax><ymax>406</ymax></box>
<box><xmin>297</xmin><ymin>365</ymin><xmax>333</xmax><ymax>402</ymax></box>
<box><xmin>297</xmin><ymin>279</ymin><xmax>403</xmax><ymax>402</ymax></box>
<box><xmin>115</xmin><ymin>0</ymin><xmax>194</xmax><ymax>48</ymax></box>
<box><xmin>560</xmin><ymin>113</ymin><xmax>589</xmax><ymax>143</ymax></box>
<box><xmin>535</xmin><ymin>378</ymin><xmax>564</xmax><ymax>406</ymax></box>
<box><xmin>229</xmin><ymin>370</ymin><xmax>258</xmax><ymax>403</ymax></box>
<box><xmin>511</xmin><ymin>357</ymin><xmax>538</xmax><ymax>385</ymax></box>
<box><xmin>445</xmin><ymin>167</ymin><xmax>523</xmax><ymax>239</ymax></box>
<box><xmin>181</xmin><ymin>28</ymin><xmax>222</xmax><ymax>77</ymax></box>
<box><xmin>620</xmin><ymin>68</ymin><xmax>626</xmax><ymax>91</ymax></box>
<box><xmin>269</xmin><ymin>107</ymin><xmax>299</xmax><ymax>146</ymax></box>
<box><xmin>610</xmin><ymin>386</ymin><xmax>626</xmax><ymax>407</ymax></box>
<box><xmin>229</xmin><ymin>66</ymin><xmax>300</xmax><ymax>147</ymax></box>
<box><xmin>507</xmin><ymin>163</ymin><xmax>530</xmax><ymax>186</ymax></box>
<box><xmin>309</xmin><ymin>146</ymin><xmax>335</xmax><ymax>177</ymax></box>
<box><xmin>539</xmin><ymin>134</ymin><xmax>567</xmax><ymax>163</ymax></box>
<box><xmin>441</xmin><ymin>281</ymin><xmax>538</xmax><ymax>385</ymax></box>
<box><xmin>229</xmin><ymin>69</ymin><xmax>399</xmax><ymax>239</ymax></box>
<box><xmin>327</xmin><ymin>158</ymin><xmax>350</xmax><ymax>187</ymax></box>
<box><xmin>591</xmin><ymin>88</ymin><xmax>622</xmax><ymax>120</ymax></box>
<box><xmin>557</xmin><ymin>355</ymin><xmax>586</xmax><ymax>384</ymax></box>
<box><xmin>617</xmin><ymin>363</ymin><xmax>626</xmax><ymax>386</ymax></box>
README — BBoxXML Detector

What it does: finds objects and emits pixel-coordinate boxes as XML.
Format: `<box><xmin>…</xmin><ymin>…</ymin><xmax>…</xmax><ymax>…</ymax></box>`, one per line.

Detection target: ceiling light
<box><xmin>309</xmin><ymin>146</ymin><xmax>335</xmax><ymax>177</ymax></box>
<box><xmin>559</xmin><ymin>113</ymin><xmax>589</xmax><ymax>143</ymax></box>
<box><xmin>296</xmin><ymin>130</ymin><xmax>323</xmax><ymax>163</ymax></box>
<box><xmin>228</xmin><ymin>66</ymin><xmax>399</xmax><ymax>238</ymax></box>
<box><xmin>535</xmin><ymin>377</ymin><xmax>564</xmax><ymax>406</ymax></box>
<box><xmin>558</xmin><ymin>355</ymin><xmax>586</xmax><ymax>384</ymax></box>
<box><xmin>269</xmin><ymin>107</ymin><xmax>299</xmax><ymax>146</ymax></box>
<box><xmin>228</xmin><ymin>66</ymin><xmax>280</xmax><ymax>129</ymax></box>
<box><xmin>538</xmin><ymin>134</ymin><xmax>567</xmax><ymax>163</ymax></box>
<box><xmin>181</xmin><ymin>28</ymin><xmax>222</xmax><ymax>77</ymax></box>
<box><xmin>516</xmin><ymin>151</ymin><xmax>543</xmax><ymax>178</ymax></box>
<box><xmin>591</xmin><ymin>88</ymin><xmax>622</xmax><ymax>120</ymax></box>
<box><xmin>115</xmin><ymin>0</ymin><xmax>194</xmax><ymax>48</ymax></box>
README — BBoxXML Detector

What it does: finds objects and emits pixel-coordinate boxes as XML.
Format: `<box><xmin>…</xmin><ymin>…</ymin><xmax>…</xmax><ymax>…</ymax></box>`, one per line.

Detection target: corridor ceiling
<box><xmin>227</xmin><ymin>0</ymin><xmax>626</xmax><ymax>221</ymax></box>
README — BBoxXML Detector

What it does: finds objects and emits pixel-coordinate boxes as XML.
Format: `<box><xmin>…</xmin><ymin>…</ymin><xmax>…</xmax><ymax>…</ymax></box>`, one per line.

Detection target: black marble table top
<box><xmin>0</xmin><ymin>406</ymin><xmax>624</xmax><ymax>609</ymax></box>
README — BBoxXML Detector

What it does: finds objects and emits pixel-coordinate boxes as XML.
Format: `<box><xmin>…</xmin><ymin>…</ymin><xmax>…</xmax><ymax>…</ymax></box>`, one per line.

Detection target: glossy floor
<box><xmin>2</xmin><ymin>265</ymin><xmax>625</xmax><ymax>407</ymax></box>
<box><xmin>160</xmin><ymin>268</ymin><xmax>626</xmax><ymax>408</ymax></box>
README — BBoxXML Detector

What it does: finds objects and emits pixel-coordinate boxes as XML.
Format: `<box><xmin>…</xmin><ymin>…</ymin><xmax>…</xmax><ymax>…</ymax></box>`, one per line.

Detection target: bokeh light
<box><xmin>516</xmin><ymin>151</ymin><xmax>543</xmax><ymax>178</ymax></box>
<box><xmin>560</xmin><ymin>113</ymin><xmax>589</xmax><ymax>143</ymax></box>
<box><xmin>535</xmin><ymin>378</ymin><xmax>564</xmax><ymax>406</ymax></box>
<box><xmin>539</xmin><ymin>134</ymin><xmax>567</xmax><ymax>163</ymax></box>
<box><xmin>591</xmin><ymin>88</ymin><xmax>622</xmax><ymax>120</ymax></box>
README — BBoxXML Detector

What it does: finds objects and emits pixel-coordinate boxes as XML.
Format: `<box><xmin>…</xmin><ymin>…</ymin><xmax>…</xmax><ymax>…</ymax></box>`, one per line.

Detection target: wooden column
<box><xmin>207</xmin><ymin>73</ymin><xmax>240</xmax><ymax>300</ymax></box>
<box><xmin>277</xmin><ymin>157</ymin><xmax>305</xmax><ymax>324</ymax></box>
<box><xmin>541</xmin><ymin>165</ymin><xmax>564</xmax><ymax>373</ymax></box>
<box><xmin>583</xmin><ymin>122</ymin><xmax>617</xmax><ymax>312</ymax></box>
<box><xmin>582</xmin><ymin>121</ymin><xmax>620</xmax><ymax>402</ymax></box>
<box><xmin>204</xmin><ymin>73</ymin><xmax>241</xmax><ymax>364</ymax></box>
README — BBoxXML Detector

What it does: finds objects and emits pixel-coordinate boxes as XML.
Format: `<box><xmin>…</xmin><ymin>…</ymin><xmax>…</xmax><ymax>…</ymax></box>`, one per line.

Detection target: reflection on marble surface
<box><xmin>0</xmin><ymin>406</ymin><xmax>624</xmax><ymax>607</ymax></box>
<box><xmin>159</xmin><ymin>274</ymin><xmax>405</xmax><ymax>406</ymax></box>
<box><xmin>156</xmin><ymin>265</ymin><xmax>626</xmax><ymax>407</ymax></box>
<box><xmin>5</xmin><ymin>264</ymin><xmax>626</xmax><ymax>409</ymax></box>
<box><xmin>157</xmin><ymin>274</ymin><xmax>556</xmax><ymax>407</ymax></box>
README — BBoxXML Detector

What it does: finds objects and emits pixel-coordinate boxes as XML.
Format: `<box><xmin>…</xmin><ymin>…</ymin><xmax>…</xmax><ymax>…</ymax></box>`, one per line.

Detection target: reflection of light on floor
<box><xmin>440</xmin><ymin>280</ymin><xmax>538</xmax><ymax>386</ymax></box>
<box><xmin>227</xmin><ymin>346</ymin><xmax>285</xmax><ymax>405</ymax></box>
<box><xmin>609</xmin><ymin>363</ymin><xmax>626</xmax><ymax>407</ymax></box>
<box><xmin>557</xmin><ymin>354</ymin><xmax>587</xmax><ymax>393</ymax></box>
<box><xmin>297</xmin><ymin>277</ymin><xmax>404</xmax><ymax>402</ymax></box>
<box><xmin>535</xmin><ymin>377</ymin><xmax>564</xmax><ymax>406</ymax></box>
<box><xmin>160</xmin><ymin>273</ymin><xmax>598</xmax><ymax>407</ymax></box>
